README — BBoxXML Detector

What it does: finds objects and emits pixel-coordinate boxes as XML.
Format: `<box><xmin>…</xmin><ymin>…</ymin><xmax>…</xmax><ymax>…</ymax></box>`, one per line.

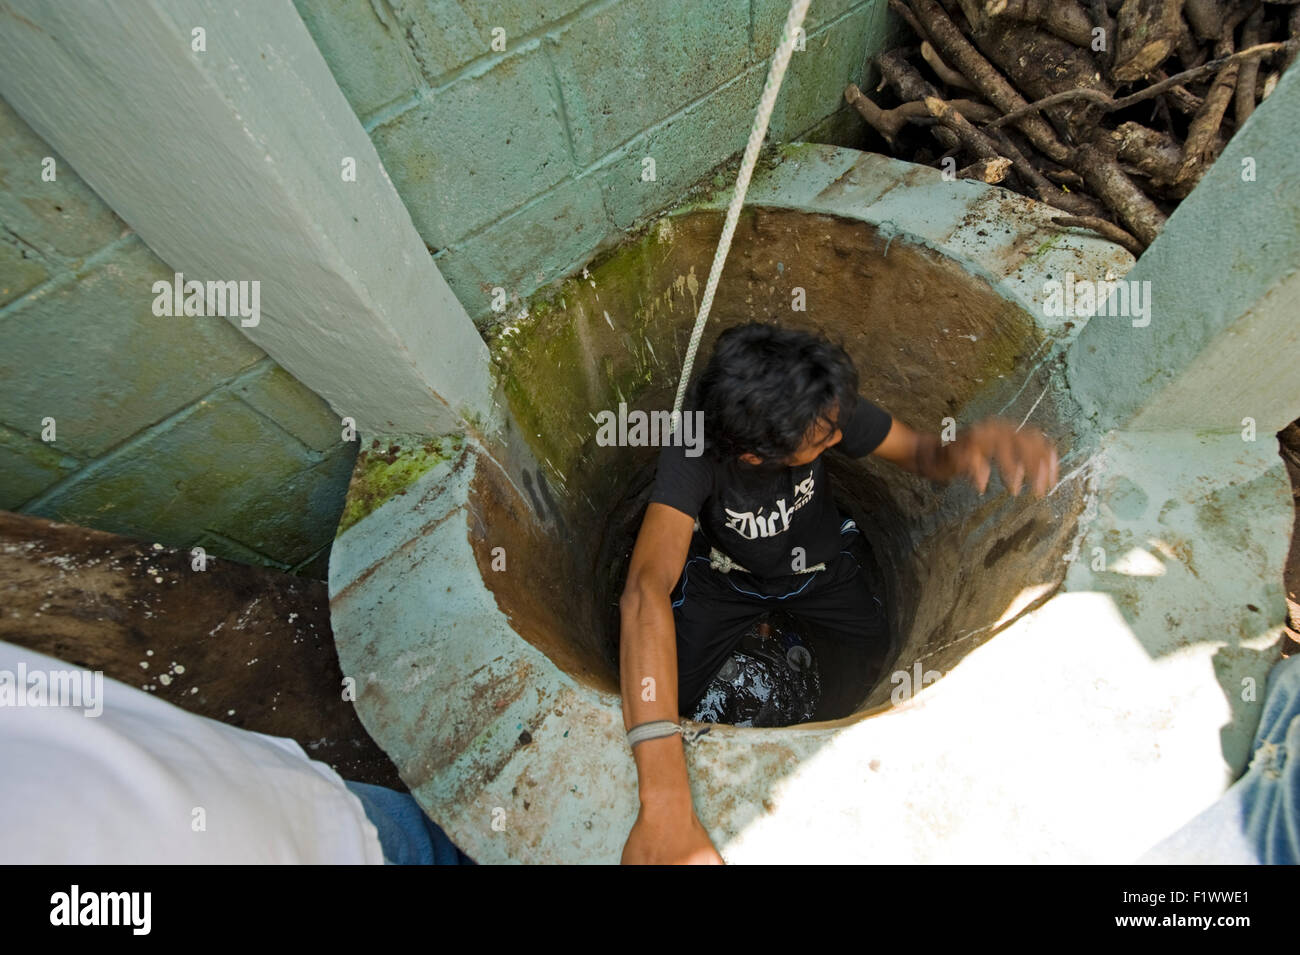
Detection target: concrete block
<box><xmin>798</xmin><ymin>100</ymin><xmax>873</xmax><ymax>147</ymax></box>
<box><xmin>453</xmin><ymin>0</ymin><xmax>591</xmax><ymax>38</ymax></box>
<box><xmin>0</xmin><ymin>237</ymin><xmax>265</xmax><ymax>458</ymax></box>
<box><xmin>548</xmin><ymin>0</ymin><xmax>751</xmax><ymax>168</ymax></box>
<box><xmin>376</xmin><ymin>0</ymin><xmax>488</xmax><ymax>84</ymax></box>
<box><xmin>31</xmin><ymin>392</ymin><xmax>324</xmax><ymax>562</ymax></box>
<box><xmin>405</xmin><ymin>0</ymin><xmax>592</xmax><ymax>83</ymax></box>
<box><xmin>0</xmin><ymin>235</ymin><xmax>48</xmax><ymax>308</ymax></box>
<box><xmin>292</xmin><ymin>0</ymin><xmax>424</xmax><ymax>118</ymax></box>
<box><xmin>0</xmin><ymin>425</ymin><xmax>78</xmax><ymax>510</ymax></box>
<box><xmin>595</xmin><ymin>68</ymin><xmax>767</xmax><ymax>232</ymax></box>
<box><xmin>752</xmin><ymin>0</ymin><xmax>868</xmax><ymax>58</ymax></box>
<box><xmin>767</xmin><ymin>5</ymin><xmax>878</xmax><ymax>142</ymax></box>
<box><xmin>436</xmin><ymin>174</ymin><xmax>611</xmax><ymax>326</ymax></box>
<box><xmin>370</xmin><ymin>43</ymin><xmax>574</xmax><ymax>247</ymax></box>
<box><xmin>232</xmin><ymin>361</ymin><xmax>347</xmax><ymax>453</ymax></box>
<box><xmin>0</xmin><ymin>97</ymin><xmax>126</xmax><ymax>263</ymax></box>
<box><xmin>208</xmin><ymin>440</ymin><xmax>358</xmax><ymax>568</ymax></box>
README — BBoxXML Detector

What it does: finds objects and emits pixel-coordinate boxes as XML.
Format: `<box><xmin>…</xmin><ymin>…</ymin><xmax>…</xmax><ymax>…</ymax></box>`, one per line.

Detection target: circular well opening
<box><xmin>472</xmin><ymin>206</ymin><xmax>1088</xmax><ymax>723</ymax></box>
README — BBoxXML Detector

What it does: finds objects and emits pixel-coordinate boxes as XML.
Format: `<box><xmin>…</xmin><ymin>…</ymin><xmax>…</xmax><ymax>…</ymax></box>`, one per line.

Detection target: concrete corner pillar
<box><xmin>0</xmin><ymin>0</ymin><xmax>491</xmax><ymax>436</ymax></box>
<box><xmin>1065</xmin><ymin>63</ymin><xmax>1300</xmax><ymax>436</ymax></box>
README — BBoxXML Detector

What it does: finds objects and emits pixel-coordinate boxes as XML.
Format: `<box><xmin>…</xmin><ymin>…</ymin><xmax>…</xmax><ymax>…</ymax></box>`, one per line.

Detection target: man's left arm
<box><xmin>867</xmin><ymin>416</ymin><xmax>1059</xmax><ymax>498</ymax></box>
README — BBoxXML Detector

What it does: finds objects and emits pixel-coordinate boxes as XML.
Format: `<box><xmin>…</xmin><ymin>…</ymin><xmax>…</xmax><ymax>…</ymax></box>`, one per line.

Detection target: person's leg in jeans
<box><xmin>344</xmin><ymin>780</ymin><xmax>475</xmax><ymax>865</ymax></box>
<box><xmin>1137</xmin><ymin>653</ymin><xmax>1300</xmax><ymax>864</ymax></box>
<box><xmin>671</xmin><ymin>555</ymin><xmax>772</xmax><ymax>716</ymax></box>
<box><xmin>784</xmin><ymin>524</ymin><xmax>892</xmax><ymax>720</ymax></box>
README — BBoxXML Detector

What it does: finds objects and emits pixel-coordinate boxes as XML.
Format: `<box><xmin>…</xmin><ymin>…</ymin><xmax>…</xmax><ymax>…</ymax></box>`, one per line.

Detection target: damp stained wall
<box><xmin>0</xmin><ymin>97</ymin><xmax>357</xmax><ymax>578</ymax></box>
<box><xmin>292</xmin><ymin>0</ymin><xmax>897</xmax><ymax>328</ymax></box>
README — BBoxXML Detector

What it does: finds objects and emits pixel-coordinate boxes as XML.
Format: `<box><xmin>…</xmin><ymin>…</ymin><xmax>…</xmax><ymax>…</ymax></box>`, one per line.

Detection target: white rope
<box><xmin>671</xmin><ymin>0</ymin><xmax>812</xmax><ymax>421</ymax></box>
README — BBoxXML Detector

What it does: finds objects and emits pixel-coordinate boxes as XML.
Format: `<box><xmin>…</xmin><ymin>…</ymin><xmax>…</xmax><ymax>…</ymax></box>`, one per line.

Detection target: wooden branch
<box><xmin>876</xmin><ymin>49</ymin><xmax>962</xmax><ymax>150</ymax></box>
<box><xmin>1084</xmin><ymin>0</ymin><xmax>1118</xmax><ymax>76</ymax></box>
<box><xmin>1235</xmin><ymin>5</ymin><xmax>1266</xmax><ymax>126</ymax></box>
<box><xmin>1110</xmin><ymin>121</ymin><xmax>1190</xmax><ymax>194</ymax></box>
<box><xmin>1113</xmin><ymin>0</ymin><xmax>1185</xmax><ymax>81</ymax></box>
<box><xmin>909</xmin><ymin>0</ymin><xmax>1074</xmax><ymax>161</ymax></box>
<box><xmin>926</xmin><ymin>97</ymin><xmax>1105</xmax><ymax>214</ymax></box>
<box><xmin>877</xmin><ymin>48</ymin><xmax>944</xmax><ymax>100</ymax></box>
<box><xmin>958</xmin><ymin>156</ymin><xmax>1013</xmax><ymax>182</ymax></box>
<box><xmin>1044</xmin><ymin>166</ymin><xmax>1086</xmax><ymax>188</ymax></box>
<box><xmin>845</xmin><ymin>84</ymin><xmax>905</xmax><ymax>147</ymax></box>
<box><xmin>1286</xmin><ymin>7</ymin><xmax>1300</xmax><ymax>72</ymax></box>
<box><xmin>1183</xmin><ymin>0</ymin><xmax>1222</xmax><ymax>41</ymax></box>
<box><xmin>923</xmin><ymin>95</ymin><xmax>1006</xmax><ymax>160</ymax></box>
<box><xmin>965</xmin><ymin>14</ymin><xmax>1115</xmax><ymax>145</ymax></box>
<box><xmin>988</xmin><ymin>128</ymin><xmax>1108</xmax><ymax>216</ymax></box>
<box><xmin>1174</xmin><ymin>19</ymin><xmax>1243</xmax><ymax>189</ymax></box>
<box><xmin>1174</xmin><ymin>17</ymin><xmax>1208</xmax><ymax>68</ymax></box>
<box><xmin>982</xmin><ymin>0</ymin><xmax>1096</xmax><ymax>47</ymax></box>
<box><xmin>943</xmin><ymin>99</ymin><xmax>1001</xmax><ymax>122</ymax></box>
<box><xmin>889</xmin><ymin>0</ymin><xmax>935</xmax><ymax>44</ymax></box>
<box><xmin>1152</xmin><ymin>70</ymin><xmax>1205</xmax><ymax>113</ymax></box>
<box><xmin>921</xmin><ymin>40</ymin><xmax>978</xmax><ymax>89</ymax></box>
<box><xmin>983</xmin><ymin>40</ymin><xmax>1294</xmax><ymax>128</ymax></box>
<box><xmin>1051</xmin><ymin>215</ymin><xmax>1145</xmax><ymax>255</ymax></box>
<box><xmin>1073</xmin><ymin>141</ymin><xmax>1168</xmax><ymax>245</ymax></box>
<box><xmin>846</xmin><ymin>85</ymin><xmax>997</xmax><ymax>145</ymax></box>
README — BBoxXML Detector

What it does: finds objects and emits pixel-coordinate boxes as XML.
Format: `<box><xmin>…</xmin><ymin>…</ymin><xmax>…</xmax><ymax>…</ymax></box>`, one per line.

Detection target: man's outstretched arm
<box><xmin>868</xmin><ymin>416</ymin><xmax>1059</xmax><ymax>497</ymax></box>
<box><xmin>618</xmin><ymin>502</ymin><xmax>724</xmax><ymax>865</ymax></box>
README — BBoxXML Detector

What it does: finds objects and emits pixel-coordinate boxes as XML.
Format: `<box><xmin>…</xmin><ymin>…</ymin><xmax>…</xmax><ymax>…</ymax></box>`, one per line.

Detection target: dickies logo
<box><xmin>723</xmin><ymin>471</ymin><xmax>816</xmax><ymax>540</ymax></box>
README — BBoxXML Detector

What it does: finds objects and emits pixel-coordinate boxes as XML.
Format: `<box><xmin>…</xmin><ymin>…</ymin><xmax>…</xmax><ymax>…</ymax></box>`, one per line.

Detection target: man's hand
<box><xmin>622</xmin><ymin>795</ymin><xmax>724</xmax><ymax>865</ymax></box>
<box><xmin>871</xmin><ymin>415</ymin><xmax>1059</xmax><ymax>497</ymax></box>
<box><xmin>944</xmin><ymin>418</ymin><xmax>1059</xmax><ymax>497</ymax></box>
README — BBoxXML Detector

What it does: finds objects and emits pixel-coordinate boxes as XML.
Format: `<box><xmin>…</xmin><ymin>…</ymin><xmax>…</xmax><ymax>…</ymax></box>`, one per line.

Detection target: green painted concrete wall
<box><xmin>2</xmin><ymin>0</ymin><xmax>893</xmax><ymax>576</ymax></box>
<box><xmin>293</xmin><ymin>0</ymin><xmax>894</xmax><ymax>327</ymax></box>
<box><xmin>0</xmin><ymin>97</ymin><xmax>356</xmax><ymax>578</ymax></box>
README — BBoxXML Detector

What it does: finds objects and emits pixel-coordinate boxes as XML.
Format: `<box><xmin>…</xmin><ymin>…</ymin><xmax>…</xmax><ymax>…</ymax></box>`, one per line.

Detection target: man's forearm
<box><xmin>912</xmin><ymin>431</ymin><xmax>956</xmax><ymax>483</ymax></box>
<box><xmin>619</xmin><ymin>586</ymin><xmax>693</xmax><ymax>807</ymax></box>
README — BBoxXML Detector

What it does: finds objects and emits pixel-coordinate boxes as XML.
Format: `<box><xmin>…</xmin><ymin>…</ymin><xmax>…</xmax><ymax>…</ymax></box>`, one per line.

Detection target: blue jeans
<box><xmin>1139</xmin><ymin>653</ymin><xmax>1300</xmax><ymax>864</ymax></box>
<box><xmin>344</xmin><ymin>780</ymin><xmax>475</xmax><ymax>865</ymax></box>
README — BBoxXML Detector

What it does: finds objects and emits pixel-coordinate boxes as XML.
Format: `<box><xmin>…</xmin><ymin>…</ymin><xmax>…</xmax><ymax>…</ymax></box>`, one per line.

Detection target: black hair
<box><xmin>689</xmin><ymin>322</ymin><xmax>859</xmax><ymax>464</ymax></box>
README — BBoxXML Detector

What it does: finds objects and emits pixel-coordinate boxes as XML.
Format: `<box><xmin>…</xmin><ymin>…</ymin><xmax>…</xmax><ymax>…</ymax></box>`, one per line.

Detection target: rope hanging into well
<box><xmin>671</xmin><ymin>0</ymin><xmax>812</xmax><ymax>423</ymax></box>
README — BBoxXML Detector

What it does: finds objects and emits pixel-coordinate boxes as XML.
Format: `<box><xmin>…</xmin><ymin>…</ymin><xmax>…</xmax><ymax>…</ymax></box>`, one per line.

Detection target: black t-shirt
<box><xmin>648</xmin><ymin>395</ymin><xmax>893</xmax><ymax>579</ymax></box>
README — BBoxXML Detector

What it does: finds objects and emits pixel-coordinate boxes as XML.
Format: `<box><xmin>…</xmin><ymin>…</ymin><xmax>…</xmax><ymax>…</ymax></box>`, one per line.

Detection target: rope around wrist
<box><xmin>627</xmin><ymin>720</ymin><xmax>712</xmax><ymax>748</ymax></box>
<box><xmin>627</xmin><ymin>720</ymin><xmax>681</xmax><ymax>747</ymax></box>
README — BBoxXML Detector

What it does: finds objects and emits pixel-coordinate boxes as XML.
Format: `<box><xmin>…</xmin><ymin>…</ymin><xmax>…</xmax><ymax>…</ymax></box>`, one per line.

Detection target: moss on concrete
<box><xmin>486</xmin><ymin>219</ymin><xmax>683</xmax><ymax>484</ymax></box>
<box><xmin>976</xmin><ymin>302</ymin><xmax>1042</xmax><ymax>386</ymax></box>
<box><xmin>337</xmin><ymin>432</ymin><xmax>463</xmax><ymax>536</ymax></box>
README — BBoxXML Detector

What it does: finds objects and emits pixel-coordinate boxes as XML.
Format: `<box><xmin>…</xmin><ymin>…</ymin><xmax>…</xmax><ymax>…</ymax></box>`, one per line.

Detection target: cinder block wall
<box><xmin>0</xmin><ymin>98</ymin><xmax>356</xmax><ymax>578</ymax></box>
<box><xmin>294</xmin><ymin>0</ymin><xmax>893</xmax><ymax>327</ymax></box>
<box><xmin>1</xmin><ymin>0</ymin><xmax>892</xmax><ymax>575</ymax></box>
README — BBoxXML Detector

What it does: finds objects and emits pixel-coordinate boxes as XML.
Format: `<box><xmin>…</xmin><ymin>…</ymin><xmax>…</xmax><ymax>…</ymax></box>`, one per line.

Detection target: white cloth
<box><xmin>0</xmin><ymin>640</ymin><xmax>384</xmax><ymax>864</ymax></box>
